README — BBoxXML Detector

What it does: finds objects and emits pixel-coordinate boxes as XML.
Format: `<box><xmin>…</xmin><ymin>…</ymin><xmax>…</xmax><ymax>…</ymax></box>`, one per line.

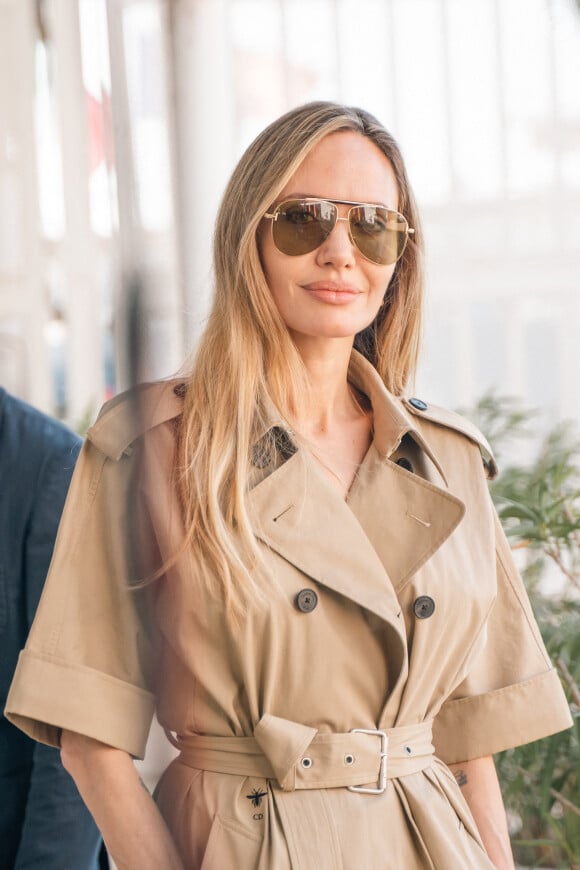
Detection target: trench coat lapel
<box><xmin>248</xmin><ymin>440</ymin><xmax>464</xmax><ymax>620</ymax></box>
<box><xmin>346</xmin><ymin>352</ymin><xmax>466</xmax><ymax>592</ymax></box>
<box><xmin>247</xmin><ymin>448</ymin><xmax>405</xmax><ymax>630</ymax></box>
<box><xmin>249</xmin><ymin>351</ymin><xmax>467</xmax><ymax>623</ymax></box>
<box><xmin>347</xmin><ymin>450</ymin><xmax>465</xmax><ymax>594</ymax></box>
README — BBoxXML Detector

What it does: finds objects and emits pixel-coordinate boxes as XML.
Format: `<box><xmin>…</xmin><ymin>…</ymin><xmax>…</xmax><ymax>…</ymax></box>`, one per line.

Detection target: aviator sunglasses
<box><xmin>263</xmin><ymin>197</ymin><xmax>414</xmax><ymax>266</ymax></box>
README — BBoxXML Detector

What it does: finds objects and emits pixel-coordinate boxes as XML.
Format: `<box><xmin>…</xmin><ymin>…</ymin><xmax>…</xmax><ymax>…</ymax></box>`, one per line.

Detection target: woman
<box><xmin>6</xmin><ymin>102</ymin><xmax>571</xmax><ymax>869</ymax></box>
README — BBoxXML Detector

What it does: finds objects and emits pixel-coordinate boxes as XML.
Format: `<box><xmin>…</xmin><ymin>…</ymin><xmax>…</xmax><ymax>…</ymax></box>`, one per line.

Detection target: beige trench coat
<box><xmin>6</xmin><ymin>351</ymin><xmax>571</xmax><ymax>869</ymax></box>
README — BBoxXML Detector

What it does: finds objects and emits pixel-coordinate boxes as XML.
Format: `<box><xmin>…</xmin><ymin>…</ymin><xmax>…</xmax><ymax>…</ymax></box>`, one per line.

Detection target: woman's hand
<box><xmin>60</xmin><ymin>730</ymin><xmax>184</xmax><ymax>870</ymax></box>
<box><xmin>448</xmin><ymin>755</ymin><xmax>515</xmax><ymax>870</ymax></box>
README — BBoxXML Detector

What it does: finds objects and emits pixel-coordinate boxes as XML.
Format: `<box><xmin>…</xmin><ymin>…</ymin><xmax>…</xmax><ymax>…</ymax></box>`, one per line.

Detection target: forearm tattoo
<box><xmin>454</xmin><ymin>769</ymin><xmax>468</xmax><ymax>788</ymax></box>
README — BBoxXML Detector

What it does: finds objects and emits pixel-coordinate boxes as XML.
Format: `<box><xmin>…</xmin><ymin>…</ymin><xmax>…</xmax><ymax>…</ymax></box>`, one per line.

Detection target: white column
<box><xmin>107</xmin><ymin>0</ymin><xmax>186</xmax><ymax>388</ymax></box>
<box><xmin>0</xmin><ymin>0</ymin><xmax>50</xmax><ymax>408</ymax></box>
<box><xmin>49</xmin><ymin>0</ymin><xmax>104</xmax><ymax>421</ymax></box>
<box><xmin>168</xmin><ymin>0</ymin><xmax>236</xmax><ymax>346</ymax></box>
<box><xmin>105</xmin><ymin>0</ymin><xmax>142</xmax><ymax>389</ymax></box>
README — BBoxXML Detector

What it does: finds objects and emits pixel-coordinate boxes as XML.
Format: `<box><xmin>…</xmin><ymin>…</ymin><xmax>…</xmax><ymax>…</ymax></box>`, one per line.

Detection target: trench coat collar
<box><xmin>254</xmin><ymin>350</ymin><xmax>447</xmax><ymax>484</ymax></box>
<box><xmin>347</xmin><ymin>352</ymin><xmax>447</xmax><ymax>483</ymax></box>
<box><xmin>248</xmin><ymin>350</ymin><xmax>465</xmax><ymax>627</ymax></box>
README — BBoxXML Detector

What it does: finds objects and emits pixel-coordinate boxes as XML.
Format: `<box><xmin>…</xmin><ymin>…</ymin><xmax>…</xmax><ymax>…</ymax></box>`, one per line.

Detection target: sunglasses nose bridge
<box><xmin>332</xmin><ymin>214</ymin><xmax>352</xmax><ymax>241</ymax></box>
<box><xmin>318</xmin><ymin>209</ymin><xmax>360</xmax><ymax>261</ymax></box>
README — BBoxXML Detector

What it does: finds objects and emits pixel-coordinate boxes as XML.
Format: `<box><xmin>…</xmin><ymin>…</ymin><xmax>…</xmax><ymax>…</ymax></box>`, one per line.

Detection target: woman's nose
<box><xmin>314</xmin><ymin>216</ymin><xmax>357</xmax><ymax>268</ymax></box>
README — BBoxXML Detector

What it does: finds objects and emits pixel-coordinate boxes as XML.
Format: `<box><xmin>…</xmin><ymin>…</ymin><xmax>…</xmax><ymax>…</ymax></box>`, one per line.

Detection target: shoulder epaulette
<box><xmin>87</xmin><ymin>379</ymin><xmax>186</xmax><ymax>461</ymax></box>
<box><xmin>402</xmin><ymin>396</ymin><xmax>498</xmax><ymax>480</ymax></box>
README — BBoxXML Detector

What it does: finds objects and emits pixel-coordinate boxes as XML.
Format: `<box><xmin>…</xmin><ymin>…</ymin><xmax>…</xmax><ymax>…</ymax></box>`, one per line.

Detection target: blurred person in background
<box><xmin>0</xmin><ymin>388</ymin><xmax>104</xmax><ymax>869</ymax></box>
<box><xmin>5</xmin><ymin>103</ymin><xmax>572</xmax><ymax>869</ymax></box>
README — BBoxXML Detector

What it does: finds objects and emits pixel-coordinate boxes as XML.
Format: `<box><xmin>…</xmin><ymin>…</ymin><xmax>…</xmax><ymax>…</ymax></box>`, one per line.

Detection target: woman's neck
<box><xmin>285</xmin><ymin>338</ymin><xmax>373</xmax><ymax>498</ymax></box>
<box><xmin>288</xmin><ymin>337</ymin><xmax>360</xmax><ymax>436</ymax></box>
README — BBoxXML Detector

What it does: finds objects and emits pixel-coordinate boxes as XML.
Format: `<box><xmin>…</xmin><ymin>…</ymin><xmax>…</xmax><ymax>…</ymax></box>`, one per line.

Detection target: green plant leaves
<box><xmin>462</xmin><ymin>394</ymin><xmax>580</xmax><ymax>867</ymax></box>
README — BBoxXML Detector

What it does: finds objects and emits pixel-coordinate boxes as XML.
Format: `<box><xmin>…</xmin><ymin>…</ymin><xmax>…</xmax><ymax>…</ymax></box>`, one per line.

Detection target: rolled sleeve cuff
<box><xmin>433</xmin><ymin>668</ymin><xmax>573</xmax><ymax>764</ymax></box>
<box><xmin>5</xmin><ymin>650</ymin><xmax>155</xmax><ymax>759</ymax></box>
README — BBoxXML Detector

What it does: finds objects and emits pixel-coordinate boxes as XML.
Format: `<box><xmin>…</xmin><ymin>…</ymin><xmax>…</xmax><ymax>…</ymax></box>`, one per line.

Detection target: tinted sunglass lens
<box><xmin>272</xmin><ymin>200</ymin><xmax>335</xmax><ymax>256</ymax></box>
<box><xmin>270</xmin><ymin>200</ymin><xmax>409</xmax><ymax>264</ymax></box>
<box><xmin>350</xmin><ymin>207</ymin><xmax>408</xmax><ymax>265</ymax></box>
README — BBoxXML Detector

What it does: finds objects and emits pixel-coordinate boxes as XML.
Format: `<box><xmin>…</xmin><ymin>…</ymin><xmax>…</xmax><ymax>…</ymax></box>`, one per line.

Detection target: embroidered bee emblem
<box><xmin>246</xmin><ymin>787</ymin><xmax>268</xmax><ymax>808</ymax></box>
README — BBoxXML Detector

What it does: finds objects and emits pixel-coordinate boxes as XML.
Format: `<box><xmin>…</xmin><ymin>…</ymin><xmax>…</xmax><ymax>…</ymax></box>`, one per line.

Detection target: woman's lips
<box><xmin>302</xmin><ymin>281</ymin><xmax>362</xmax><ymax>304</ymax></box>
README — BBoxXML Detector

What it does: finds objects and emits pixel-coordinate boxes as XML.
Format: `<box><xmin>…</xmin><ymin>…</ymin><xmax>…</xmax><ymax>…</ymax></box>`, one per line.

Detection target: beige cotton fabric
<box><xmin>6</xmin><ymin>351</ymin><xmax>572</xmax><ymax>869</ymax></box>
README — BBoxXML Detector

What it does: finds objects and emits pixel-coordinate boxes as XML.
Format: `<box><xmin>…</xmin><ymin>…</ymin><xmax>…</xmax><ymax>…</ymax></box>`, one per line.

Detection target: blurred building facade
<box><xmin>0</xmin><ymin>0</ymin><xmax>579</xmax><ymax>432</ymax></box>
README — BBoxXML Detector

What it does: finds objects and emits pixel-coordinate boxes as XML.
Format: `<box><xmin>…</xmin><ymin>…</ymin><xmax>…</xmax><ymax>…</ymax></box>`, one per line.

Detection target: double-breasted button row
<box><xmin>413</xmin><ymin>596</ymin><xmax>435</xmax><ymax>619</ymax></box>
<box><xmin>295</xmin><ymin>588</ymin><xmax>318</xmax><ymax>613</ymax></box>
<box><xmin>295</xmin><ymin>589</ymin><xmax>434</xmax><ymax>619</ymax></box>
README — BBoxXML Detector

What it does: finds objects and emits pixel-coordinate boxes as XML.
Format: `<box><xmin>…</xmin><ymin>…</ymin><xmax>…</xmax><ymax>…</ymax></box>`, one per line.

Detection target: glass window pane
<box><xmin>390</xmin><ymin>0</ymin><xmax>451</xmax><ymax>205</ymax></box>
<box><xmin>34</xmin><ymin>42</ymin><xmax>66</xmax><ymax>240</ymax></box>
<box><xmin>501</xmin><ymin>0</ymin><xmax>556</xmax><ymax>195</ymax></box>
<box><xmin>445</xmin><ymin>0</ymin><xmax>503</xmax><ymax>200</ymax></box>
<box><xmin>123</xmin><ymin>1</ymin><xmax>173</xmax><ymax>233</ymax></box>
<box><xmin>79</xmin><ymin>0</ymin><xmax>117</xmax><ymax>237</ymax></box>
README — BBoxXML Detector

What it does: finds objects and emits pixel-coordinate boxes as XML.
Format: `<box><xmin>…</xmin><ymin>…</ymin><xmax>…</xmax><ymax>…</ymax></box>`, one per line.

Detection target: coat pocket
<box><xmin>427</xmin><ymin>762</ymin><xmax>485</xmax><ymax>849</ymax></box>
<box><xmin>200</xmin><ymin>814</ymin><xmax>263</xmax><ymax>870</ymax></box>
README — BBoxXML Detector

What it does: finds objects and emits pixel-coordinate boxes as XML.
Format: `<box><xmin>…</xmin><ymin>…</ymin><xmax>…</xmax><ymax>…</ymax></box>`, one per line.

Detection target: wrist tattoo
<box><xmin>454</xmin><ymin>769</ymin><xmax>468</xmax><ymax>787</ymax></box>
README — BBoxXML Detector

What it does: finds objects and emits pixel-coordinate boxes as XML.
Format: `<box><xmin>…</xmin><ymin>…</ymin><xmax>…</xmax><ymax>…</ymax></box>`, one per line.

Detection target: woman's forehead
<box><xmin>278</xmin><ymin>131</ymin><xmax>399</xmax><ymax>209</ymax></box>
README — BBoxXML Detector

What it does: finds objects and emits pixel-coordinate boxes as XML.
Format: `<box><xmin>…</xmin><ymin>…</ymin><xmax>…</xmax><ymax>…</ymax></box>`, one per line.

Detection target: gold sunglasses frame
<box><xmin>263</xmin><ymin>197</ymin><xmax>415</xmax><ymax>265</ymax></box>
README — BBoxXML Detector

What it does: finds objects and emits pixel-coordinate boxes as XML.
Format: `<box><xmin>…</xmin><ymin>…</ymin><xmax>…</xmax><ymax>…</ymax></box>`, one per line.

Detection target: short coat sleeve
<box><xmin>433</xmin><ymin>502</ymin><xmax>572</xmax><ymax>764</ymax></box>
<box><xmin>5</xmin><ymin>435</ymin><xmax>158</xmax><ymax>759</ymax></box>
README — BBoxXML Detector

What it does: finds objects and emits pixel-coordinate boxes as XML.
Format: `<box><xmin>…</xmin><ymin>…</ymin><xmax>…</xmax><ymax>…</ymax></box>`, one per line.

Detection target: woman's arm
<box><xmin>448</xmin><ymin>755</ymin><xmax>514</xmax><ymax>870</ymax></box>
<box><xmin>60</xmin><ymin>730</ymin><xmax>184</xmax><ymax>870</ymax></box>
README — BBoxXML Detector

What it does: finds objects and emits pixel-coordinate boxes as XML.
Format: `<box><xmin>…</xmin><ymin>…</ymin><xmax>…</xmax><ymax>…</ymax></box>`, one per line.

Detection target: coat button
<box><xmin>413</xmin><ymin>596</ymin><xmax>435</xmax><ymax>619</ymax></box>
<box><xmin>396</xmin><ymin>457</ymin><xmax>413</xmax><ymax>472</ymax></box>
<box><xmin>295</xmin><ymin>588</ymin><xmax>318</xmax><ymax>613</ymax></box>
<box><xmin>408</xmin><ymin>397</ymin><xmax>428</xmax><ymax>411</ymax></box>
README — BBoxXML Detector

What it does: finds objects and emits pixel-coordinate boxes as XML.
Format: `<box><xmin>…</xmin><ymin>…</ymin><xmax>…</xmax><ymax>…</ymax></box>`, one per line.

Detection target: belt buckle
<box><xmin>347</xmin><ymin>728</ymin><xmax>388</xmax><ymax>794</ymax></box>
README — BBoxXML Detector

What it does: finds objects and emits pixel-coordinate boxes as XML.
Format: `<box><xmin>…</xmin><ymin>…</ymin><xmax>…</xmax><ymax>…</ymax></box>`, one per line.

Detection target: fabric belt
<box><xmin>175</xmin><ymin>715</ymin><xmax>434</xmax><ymax>793</ymax></box>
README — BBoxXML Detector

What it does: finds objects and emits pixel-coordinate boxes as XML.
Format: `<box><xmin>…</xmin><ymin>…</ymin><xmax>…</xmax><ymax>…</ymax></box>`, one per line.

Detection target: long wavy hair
<box><xmin>177</xmin><ymin>101</ymin><xmax>424</xmax><ymax>617</ymax></box>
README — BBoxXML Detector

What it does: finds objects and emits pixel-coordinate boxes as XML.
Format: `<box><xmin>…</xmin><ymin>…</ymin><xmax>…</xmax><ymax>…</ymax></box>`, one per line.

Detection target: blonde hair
<box><xmin>177</xmin><ymin>102</ymin><xmax>424</xmax><ymax>617</ymax></box>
